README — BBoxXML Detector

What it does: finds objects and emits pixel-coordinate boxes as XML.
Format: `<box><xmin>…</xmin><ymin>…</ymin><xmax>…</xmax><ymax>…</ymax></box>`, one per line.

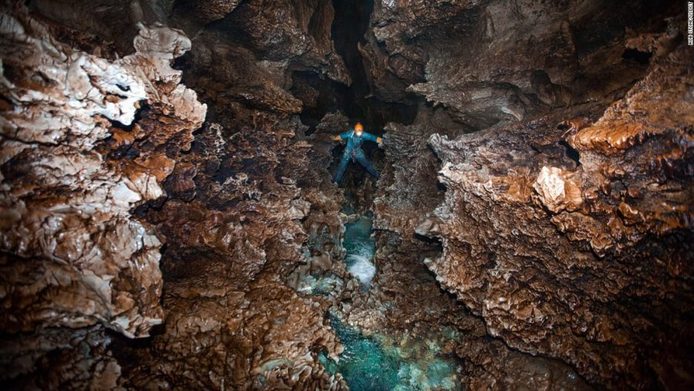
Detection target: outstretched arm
<box><xmin>362</xmin><ymin>132</ymin><xmax>383</xmax><ymax>145</ymax></box>
<box><xmin>333</xmin><ymin>130</ymin><xmax>353</xmax><ymax>142</ymax></box>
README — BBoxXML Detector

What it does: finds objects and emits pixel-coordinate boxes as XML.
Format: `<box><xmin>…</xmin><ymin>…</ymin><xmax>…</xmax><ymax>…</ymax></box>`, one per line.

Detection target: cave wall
<box><xmin>362</xmin><ymin>0</ymin><xmax>675</xmax><ymax>127</ymax></box>
<box><xmin>0</xmin><ymin>3</ymin><xmax>206</xmax><ymax>387</ymax></box>
<box><xmin>362</xmin><ymin>0</ymin><xmax>693</xmax><ymax>388</ymax></box>
<box><xmin>424</xmin><ymin>44</ymin><xmax>694</xmax><ymax>385</ymax></box>
<box><xmin>113</xmin><ymin>111</ymin><xmax>348</xmax><ymax>390</ymax></box>
<box><xmin>1</xmin><ymin>0</ymin><xmax>692</xmax><ymax>389</ymax></box>
<box><xmin>1</xmin><ymin>1</ymin><xmax>355</xmax><ymax>388</ymax></box>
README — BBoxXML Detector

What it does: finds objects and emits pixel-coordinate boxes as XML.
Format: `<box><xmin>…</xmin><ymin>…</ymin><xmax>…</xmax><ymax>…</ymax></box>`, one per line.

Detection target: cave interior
<box><xmin>1</xmin><ymin>0</ymin><xmax>693</xmax><ymax>389</ymax></box>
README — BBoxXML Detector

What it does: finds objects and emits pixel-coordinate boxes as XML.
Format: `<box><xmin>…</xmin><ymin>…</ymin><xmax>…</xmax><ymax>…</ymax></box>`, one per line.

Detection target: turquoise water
<box><xmin>320</xmin><ymin>317</ymin><xmax>400</xmax><ymax>390</ymax></box>
<box><xmin>320</xmin><ymin>315</ymin><xmax>461</xmax><ymax>391</ymax></box>
<box><xmin>316</xmin><ymin>213</ymin><xmax>459</xmax><ymax>390</ymax></box>
<box><xmin>343</xmin><ymin>214</ymin><xmax>377</xmax><ymax>288</ymax></box>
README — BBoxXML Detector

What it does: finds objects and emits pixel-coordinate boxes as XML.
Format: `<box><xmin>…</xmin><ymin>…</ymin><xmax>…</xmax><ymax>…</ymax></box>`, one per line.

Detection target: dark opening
<box><xmin>559</xmin><ymin>140</ymin><xmax>581</xmax><ymax>166</ymax></box>
<box><xmin>329</xmin><ymin>0</ymin><xmax>418</xmax><ymax>132</ymax></box>
<box><xmin>622</xmin><ymin>48</ymin><xmax>652</xmax><ymax>65</ymax></box>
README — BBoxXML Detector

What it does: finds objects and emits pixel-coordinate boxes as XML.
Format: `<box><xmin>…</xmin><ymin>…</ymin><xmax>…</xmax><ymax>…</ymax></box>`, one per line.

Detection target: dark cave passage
<box><xmin>331</xmin><ymin>0</ymin><xmax>372</xmax><ymax>111</ymax></box>
<box><xmin>286</xmin><ymin>5</ymin><xmax>469</xmax><ymax>389</ymax></box>
<box><xmin>315</xmin><ymin>0</ymin><xmax>426</xmax><ymax>200</ymax></box>
<box><xmin>330</xmin><ymin>0</ymin><xmax>419</xmax><ymax>131</ymax></box>
<box><xmin>297</xmin><ymin>0</ymin><xmax>418</xmax><ymax>135</ymax></box>
<box><xmin>302</xmin><ymin>6</ymin><xmax>476</xmax><ymax>390</ymax></box>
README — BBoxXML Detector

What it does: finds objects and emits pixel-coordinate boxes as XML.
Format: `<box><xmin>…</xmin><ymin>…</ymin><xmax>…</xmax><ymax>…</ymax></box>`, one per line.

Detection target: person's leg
<box><xmin>355</xmin><ymin>149</ymin><xmax>379</xmax><ymax>179</ymax></box>
<box><xmin>333</xmin><ymin>150</ymin><xmax>351</xmax><ymax>183</ymax></box>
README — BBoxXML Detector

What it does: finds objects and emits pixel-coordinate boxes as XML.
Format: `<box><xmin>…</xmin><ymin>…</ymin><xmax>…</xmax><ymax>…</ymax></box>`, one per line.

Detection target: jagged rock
<box><xmin>367</xmin><ymin>105</ymin><xmax>591</xmax><ymax>389</ymax></box>
<box><xmin>173</xmin><ymin>0</ymin><xmax>354</xmax><ymax>122</ymax></box>
<box><xmin>99</xmin><ymin>3</ymin><xmax>355</xmax><ymax>382</ymax></box>
<box><xmin>373</xmin><ymin>107</ymin><xmax>461</xmax><ymax>235</ymax></box>
<box><xmin>27</xmin><ymin>0</ymin><xmax>175</xmax><ymax>53</ymax></box>
<box><xmin>425</xmin><ymin>42</ymin><xmax>694</xmax><ymax>388</ymax></box>
<box><xmin>364</xmin><ymin>0</ymin><xmax>677</xmax><ymax>127</ymax></box>
<box><xmin>0</xmin><ymin>2</ymin><xmax>205</xmax><ymax>386</ymax></box>
<box><xmin>3</xmin><ymin>0</ymin><xmax>692</xmax><ymax>389</ymax></box>
<box><xmin>112</xmin><ymin>108</ymin><xmax>348</xmax><ymax>388</ymax></box>
<box><xmin>224</xmin><ymin>0</ymin><xmax>350</xmax><ymax>85</ymax></box>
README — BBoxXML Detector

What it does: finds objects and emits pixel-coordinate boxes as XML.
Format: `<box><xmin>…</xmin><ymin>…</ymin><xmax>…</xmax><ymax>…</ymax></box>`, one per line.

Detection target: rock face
<box><xmin>423</xmin><ymin>43</ymin><xmax>693</xmax><ymax>388</ymax></box>
<box><xmin>102</xmin><ymin>2</ymin><xmax>352</xmax><ymax>388</ymax></box>
<box><xmin>26</xmin><ymin>0</ymin><xmax>176</xmax><ymax>53</ymax></box>
<box><xmin>223</xmin><ymin>0</ymin><xmax>350</xmax><ymax>84</ymax></box>
<box><xmin>0</xmin><ymin>3</ymin><xmax>205</xmax><ymax>387</ymax></box>
<box><xmin>358</xmin><ymin>1</ymin><xmax>692</xmax><ymax>388</ymax></box>
<box><xmin>1</xmin><ymin>2</ymin><xmax>352</xmax><ymax>388</ymax></box>
<box><xmin>365</xmin><ymin>105</ymin><xmax>591</xmax><ymax>390</ymax></box>
<box><xmin>114</xmin><ymin>114</ymin><xmax>348</xmax><ymax>389</ymax></box>
<box><xmin>363</xmin><ymin>0</ymin><xmax>676</xmax><ymax>126</ymax></box>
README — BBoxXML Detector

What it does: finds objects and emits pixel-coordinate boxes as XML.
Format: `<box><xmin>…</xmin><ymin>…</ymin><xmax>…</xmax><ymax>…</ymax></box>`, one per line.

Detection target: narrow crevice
<box><xmin>328</xmin><ymin>0</ymin><xmax>418</xmax><ymax>131</ymax></box>
<box><xmin>559</xmin><ymin>140</ymin><xmax>581</xmax><ymax>166</ymax></box>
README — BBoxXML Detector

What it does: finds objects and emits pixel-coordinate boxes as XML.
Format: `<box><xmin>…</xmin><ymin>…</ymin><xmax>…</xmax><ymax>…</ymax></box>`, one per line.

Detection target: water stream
<box><xmin>320</xmin><ymin>212</ymin><xmax>460</xmax><ymax>390</ymax></box>
<box><xmin>319</xmin><ymin>313</ymin><xmax>461</xmax><ymax>391</ymax></box>
<box><xmin>342</xmin><ymin>214</ymin><xmax>377</xmax><ymax>288</ymax></box>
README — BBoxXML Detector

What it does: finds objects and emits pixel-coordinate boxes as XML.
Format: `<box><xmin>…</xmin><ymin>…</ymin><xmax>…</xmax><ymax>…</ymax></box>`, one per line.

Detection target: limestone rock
<box><xmin>426</xmin><ymin>42</ymin><xmax>694</xmax><ymax>388</ymax></box>
<box><xmin>0</xmin><ymin>3</ymin><xmax>205</xmax><ymax>386</ymax></box>
<box><xmin>364</xmin><ymin>0</ymin><xmax>676</xmax><ymax>128</ymax></box>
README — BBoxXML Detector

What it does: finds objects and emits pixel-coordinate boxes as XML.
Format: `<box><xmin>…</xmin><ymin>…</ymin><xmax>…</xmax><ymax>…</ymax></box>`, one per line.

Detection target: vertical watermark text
<box><xmin>689</xmin><ymin>1</ymin><xmax>693</xmax><ymax>45</ymax></box>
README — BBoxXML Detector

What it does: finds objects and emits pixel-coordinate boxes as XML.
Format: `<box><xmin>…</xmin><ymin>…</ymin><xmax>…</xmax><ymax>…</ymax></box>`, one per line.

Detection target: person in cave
<box><xmin>332</xmin><ymin>122</ymin><xmax>383</xmax><ymax>184</ymax></box>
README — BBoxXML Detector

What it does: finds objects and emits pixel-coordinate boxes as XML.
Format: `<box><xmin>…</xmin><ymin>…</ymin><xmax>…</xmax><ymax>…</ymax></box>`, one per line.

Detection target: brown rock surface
<box><xmin>363</xmin><ymin>105</ymin><xmax>591</xmax><ymax>390</ymax></box>
<box><xmin>0</xmin><ymin>2</ymin><xmax>205</xmax><ymax>387</ymax></box>
<box><xmin>223</xmin><ymin>0</ymin><xmax>350</xmax><ymax>85</ymax></box>
<box><xmin>423</xmin><ymin>42</ymin><xmax>694</xmax><ymax>388</ymax></box>
<box><xmin>363</xmin><ymin>0</ymin><xmax>677</xmax><ymax>125</ymax></box>
<box><xmin>357</xmin><ymin>2</ymin><xmax>691</xmax><ymax>387</ymax></box>
<box><xmin>2</xmin><ymin>0</ymin><xmax>692</xmax><ymax>389</ymax></box>
<box><xmin>112</xmin><ymin>111</ymin><xmax>349</xmax><ymax>388</ymax></box>
<box><xmin>85</xmin><ymin>1</ymin><xmax>353</xmax><ymax>386</ymax></box>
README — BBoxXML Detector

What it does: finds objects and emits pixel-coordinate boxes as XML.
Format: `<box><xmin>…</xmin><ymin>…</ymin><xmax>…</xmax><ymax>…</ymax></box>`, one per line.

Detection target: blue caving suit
<box><xmin>333</xmin><ymin>129</ymin><xmax>380</xmax><ymax>183</ymax></box>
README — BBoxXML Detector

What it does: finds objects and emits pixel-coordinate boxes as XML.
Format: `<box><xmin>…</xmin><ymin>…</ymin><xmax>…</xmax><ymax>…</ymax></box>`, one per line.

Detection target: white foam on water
<box><xmin>352</xmin><ymin>241</ymin><xmax>374</xmax><ymax>259</ymax></box>
<box><xmin>347</xmin><ymin>254</ymin><xmax>376</xmax><ymax>286</ymax></box>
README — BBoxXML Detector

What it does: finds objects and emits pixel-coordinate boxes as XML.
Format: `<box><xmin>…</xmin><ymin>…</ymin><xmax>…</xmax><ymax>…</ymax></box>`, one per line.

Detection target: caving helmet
<box><xmin>354</xmin><ymin>122</ymin><xmax>364</xmax><ymax>135</ymax></box>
